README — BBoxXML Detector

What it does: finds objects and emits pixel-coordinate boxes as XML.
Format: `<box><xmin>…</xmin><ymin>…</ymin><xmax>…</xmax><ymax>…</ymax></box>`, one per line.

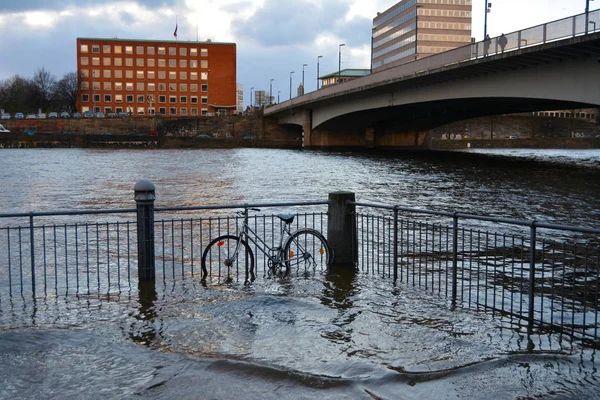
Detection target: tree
<box><xmin>54</xmin><ymin>72</ymin><xmax>80</xmax><ymax>112</ymax></box>
<box><xmin>0</xmin><ymin>75</ymin><xmax>36</xmax><ymax>113</ymax></box>
<box><xmin>32</xmin><ymin>67</ymin><xmax>57</xmax><ymax>112</ymax></box>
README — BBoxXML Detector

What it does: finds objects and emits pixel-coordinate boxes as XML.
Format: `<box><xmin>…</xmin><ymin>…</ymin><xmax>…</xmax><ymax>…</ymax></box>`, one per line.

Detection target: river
<box><xmin>1</xmin><ymin>147</ymin><xmax>599</xmax><ymax>399</ymax></box>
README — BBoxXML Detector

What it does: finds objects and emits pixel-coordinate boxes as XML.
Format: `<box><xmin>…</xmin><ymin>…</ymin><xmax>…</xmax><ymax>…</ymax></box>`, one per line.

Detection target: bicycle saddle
<box><xmin>277</xmin><ymin>214</ymin><xmax>295</xmax><ymax>224</ymax></box>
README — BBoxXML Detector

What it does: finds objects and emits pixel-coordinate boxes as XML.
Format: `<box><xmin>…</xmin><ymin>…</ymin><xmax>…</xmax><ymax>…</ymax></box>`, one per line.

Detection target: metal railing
<box><xmin>352</xmin><ymin>201</ymin><xmax>600</xmax><ymax>345</ymax></box>
<box><xmin>266</xmin><ymin>8</ymin><xmax>600</xmax><ymax>114</ymax></box>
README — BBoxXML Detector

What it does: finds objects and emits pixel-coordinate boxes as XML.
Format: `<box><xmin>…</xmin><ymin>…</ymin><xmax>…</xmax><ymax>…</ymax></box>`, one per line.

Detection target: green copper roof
<box><xmin>319</xmin><ymin>69</ymin><xmax>371</xmax><ymax>79</ymax></box>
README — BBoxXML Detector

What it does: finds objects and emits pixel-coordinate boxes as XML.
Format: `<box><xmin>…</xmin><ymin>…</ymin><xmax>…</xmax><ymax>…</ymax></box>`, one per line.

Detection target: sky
<box><xmin>0</xmin><ymin>0</ymin><xmax>591</xmax><ymax>105</ymax></box>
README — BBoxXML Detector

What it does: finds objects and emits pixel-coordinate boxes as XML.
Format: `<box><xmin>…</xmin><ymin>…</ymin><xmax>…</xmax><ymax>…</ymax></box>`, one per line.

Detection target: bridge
<box><xmin>265</xmin><ymin>10</ymin><xmax>600</xmax><ymax>148</ymax></box>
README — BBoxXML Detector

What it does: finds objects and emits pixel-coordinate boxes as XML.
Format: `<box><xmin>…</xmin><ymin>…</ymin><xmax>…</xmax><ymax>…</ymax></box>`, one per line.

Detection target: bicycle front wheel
<box><xmin>201</xmin><ymin>235</ymin><xmax>255</xmax><ymax>282</ymax></box>
<box><xmin>283</xmin><ymin>229</ymin><xmax>332</xmax><ymax>274</ymax></box>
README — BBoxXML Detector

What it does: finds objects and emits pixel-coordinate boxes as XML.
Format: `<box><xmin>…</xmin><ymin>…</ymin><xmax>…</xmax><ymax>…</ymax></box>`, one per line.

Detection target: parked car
<box><xmin>72</xmin><ymin>112</ymin><xmax>82</xmax><ymax>119</ymax></box>
<box><xmin>118</xmin><ymin>112</ymin><xmax>128</xmax><ymax>118</ymax></box>
<box><xmin>243</xmin><ymin>135</ymin><xmax>256</xmax><ymax>140</ymax></box>
<box><xmin>507</xmin><ymin>136</ymin><xmax>518</xmax><ymax>139</ymax></box>
<box><xmin>60</xmin><ymin>111</ymin><xmax>71</xmax><ymax>118</ymax></box>
<box><xmin>26</xmin><ymin>114</ymin><xmax>37</xmax><ymax>119</ymax></box>
<box><xmin>0</xmin><ymin>124</ymin><xmax>10</xmax><ymax>133</ymax></box>
<box><xmin>194</xmin><ymin>134</ymin><xmax>212</xmax><ymax>139</ymax></box>
<box><xmin>95</xmin><ymin>112</ymin><xmax>105</xmax><ymax>118</ymax></box>
<box><xmin>99</xmin><ymin>131</ymin><xmax>112</xmax><ymax>135</ymax></box>
<box><xmin>107</xmin><ymin>112</ymin><xmax>117</xmax><ymax>118</ymax></box>
<box><xmin>38</xmin><ymin>113</ymin><xmax>47</xmax><ymax>119</ymax></box>
<box><xmin>14</xmin><ymin>112</ymin><xmax>25</xmax><ymax>119</ymax></box>
<box><xmin>83</xmin><ymin>110</ymin><xmax>94</xmax><ymax>118</ymax></box>
<box><xmin>60</xmin><ymin>131</ymin><xmax>74</xmax><ymax>135</ymax></box>
<box><xmin>128</xmin><ymin>132</ymin><xmax>143</xmax><ymax>136</ymax></box>
<box><xmin>23</xmin><ymin>129</ymin><xmax>37</xmax><ymax>136</ymax></box>
<box><xmin>1</xmin><ymin>113</ymin><xmax>10</xmax><ymax>120</ymax></box>
<box><xmin>48</xmin><ymin>112</ymin><xmax>58</xmax><ymax>118</ymax></box>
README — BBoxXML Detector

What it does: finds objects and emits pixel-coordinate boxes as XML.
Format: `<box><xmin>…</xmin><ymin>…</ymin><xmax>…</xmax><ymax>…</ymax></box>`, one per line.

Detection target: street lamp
<box><xmin>415</xmin><ymin>4</ymin><xmax>423</xmax><ymax>61</ymax></box>
<box><xmin>289</xmin><ymin>71</ymin><xmax>294</xmax><ymax>100</ymax></box>
<box><xmin>278</xmin><ymin>90</ymin><xmax>280</xmax><ymax>104</ymax></box>
<box><xmin>338</xmin><ymin>43</ymin><xmax>345</xmax><ymax>84</ymax></box>
<box><xmin>302</xmin><ymin>64</ymin><xmax>307</xmax><ymax>89</ymax></box>
<box><xmin>269</xmin><ymin>79</ymin><xmax>274</xmax><ymax>105</ymax></box>
<box><xmin>586</xmin><ymin>0</ymin><xmax>592</xmax><ymax>35</ymax></box>
<box><xmin>250</xmin><ymin>87</ymin><xmax>254</xmax><ymax>107</ymax></box>
<box><xmin>317</xmin><ymin>55</ymin><xmax>323</xmax><ymax>90</ymax></box>
<box><xmin>484</xmin><ymin>1</ymin><xmax>491</xmax><ymax>40</ymax></box>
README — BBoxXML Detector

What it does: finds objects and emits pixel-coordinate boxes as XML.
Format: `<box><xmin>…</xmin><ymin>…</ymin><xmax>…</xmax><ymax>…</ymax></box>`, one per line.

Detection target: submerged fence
<box><xmin>0</xmin><ymin>182</ymin><xmax>598</xmax><ymax>346</ymax></box>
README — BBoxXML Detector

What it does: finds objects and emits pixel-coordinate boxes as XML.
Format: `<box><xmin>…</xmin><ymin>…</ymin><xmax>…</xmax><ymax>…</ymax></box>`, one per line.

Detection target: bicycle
<box><xmin>201</xmin><ymin>208</ymin><xmax>332</xmax><ymax>281</ymax></box>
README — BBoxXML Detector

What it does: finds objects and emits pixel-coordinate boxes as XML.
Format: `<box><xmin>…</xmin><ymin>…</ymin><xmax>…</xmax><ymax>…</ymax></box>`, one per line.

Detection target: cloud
<box><xmin>0</xmin><ymin>0</ymin><xmax>169</xmax><ymax>12</ymax></box>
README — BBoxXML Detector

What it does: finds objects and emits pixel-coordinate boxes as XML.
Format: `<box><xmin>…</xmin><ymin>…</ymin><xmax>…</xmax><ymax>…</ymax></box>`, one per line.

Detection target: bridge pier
<box><xmin>302</xmin><ymin>109</ymin><xmax>312</xmax><ymax>147</ymax></box>
<box><xmin>365</xmin><ymin>127</ymin><xmax>375</xmax><ymax>148</ymax></box>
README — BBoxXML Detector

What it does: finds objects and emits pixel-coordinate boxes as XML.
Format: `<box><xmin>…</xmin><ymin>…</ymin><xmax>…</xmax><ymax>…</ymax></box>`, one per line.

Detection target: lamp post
<box><xmin>585</xmin><ymin>0</ymin><xmax>590</xmax><ymax>35</ymax></box>
<box><xmin>269</xmin><ymin>79</ymin><xmax>274</xmax><ymax>105</ymax></box>
<box><xmin>289</xmin><ymin>71</ymin><xmax>294</xmax><ymax>100</ymax></box>
<box><xmin>250</xmin><ymin>87</ymin><xmax>254</xmax><ymax>107</ymax></box>
<box><xmin>302</xmin><ymin>64</ymin><xmax>307</xmax><ymax>89</ymax></box>
<box><xmin>484</xmin><ymin>1</ymin><xmax>491</xmax><ymax>39</ymax></box>
<box><xmin>338</xmin><ymin>43</ymin><xmax>345</xmax><ymax>84</ymax></box>
<box><xmin>415</xmin><ymin>4</ymin><xmax>423</xmax><ymax>61</ymax></box>
<box><xmin>278</xmin><ymin>90</ymin><xmax>280</xmax><ymax>103</ymax></box>
<box><xmin>317</xmin><ymin>55</ymin><xmax>323</xmax><ymax>90</ymax></box>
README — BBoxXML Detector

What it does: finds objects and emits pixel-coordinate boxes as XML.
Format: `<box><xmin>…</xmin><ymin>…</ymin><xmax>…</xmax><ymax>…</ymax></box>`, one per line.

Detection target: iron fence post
<box><xmin>29</xmin><ymin>214</ymin><xmax>35</xmax><ymax>296</ymax></box>
<box><xmin>528</xmin><ymin>220</ymin><xmax>537</xmax><ymax>336</ymax></box>
<box><xmin>135</xmin><ymin>179</ymin><xmax>156</xmax><ymax>282</ymax></box>
<box><xmin>327</xmin><ymin>192</ymin><xmax>357</xmax><ymax>267</ymax></box>
<box><xmin>452</xmin><ymin>213</ymin><xmax>459</xmax><ymax>305</ymax></box>
<box><xmin>393</xmin><ymin>206</ymin><xmax>399</xmax><ymax>282</ymax></box>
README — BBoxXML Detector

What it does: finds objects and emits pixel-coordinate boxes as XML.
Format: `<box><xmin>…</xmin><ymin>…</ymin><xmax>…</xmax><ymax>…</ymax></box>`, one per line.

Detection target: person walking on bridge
<box><xmin>483</xmin><ymin>34</ymin><xmax>491</xmax><ymax>57</ymax></box>
<box><xmin>498</xmin><ymin>33</ymin><xmax>507</xmax><ymax>53</ymax></box>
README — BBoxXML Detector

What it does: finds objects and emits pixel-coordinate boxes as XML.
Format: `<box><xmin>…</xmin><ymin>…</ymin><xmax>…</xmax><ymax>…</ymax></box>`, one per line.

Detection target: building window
<box><xmin>147</xmin><ymin>46</ymin><xmax>155</xmax><ymax>55</ymax></box>
<box><xmin>136</xmin><ymin>71</ymin><xmax>144</xmax><ymax>79</ymax></box>
<box><xmin>191</xmin><ymin>72</ymin><xmax>198</xmax><ymax>80</ymax></box>
<box><xmin>190</xmin><ymin>84</ymin><xmax>198</xmax><ymax>92</ymax></box>
<box><xmin>93</xmin><ymin>94</ymin><xmax>100</xmax><ymax>102</ymax></box>
<box><xmin>180</xmin><ymin>83</ymin><xmax>187</xmax><ymax>91</ymax></box>
<box><xmin>103</xmin><ymin>57</ymin><xmax>111</xmax><ymax>66</ymax></box>
<box><xmin>92</xmin><ymin>45</ymin><xmax>100</xmax><ymax>53</ymax></box>
<box><xmin>180</xmin><ymin>96</ymin><xmax>187</xmax><ymax>103</ymax></box>
<box><xmin>82</xmin><ymin>94</ymin><xmax>89</xmax><ymax>102</ymax></box>
<box><xmin>114</xmin><ymin>45</ymin><xmax>122</xmax><ymax>54</ymax></box>
<box><xmin>147</xmin><ymin>71</ymin><xmax>155</xmax><ymax>79</ymax></box>
<box><xmin>80</xmin><ymin>44</ymin><xmax>88</xmax><ymax>53</ymax></box>
<box><xmin>169</xmin><ymin>71</ymin><xmax>176</xmax><ymax>80</ymax></box>
<box><xmin>104</xmin><ymin>107</ymin><xmax>112</xmax><ymax>114</ymax></box>
<box><xmin>158</xmin><ymin>47</ymin><xmax>165</xmax><ymax>55</ymax></box>
<box><xmin>103</xmin><ymin>70</ymin><xmax>111</xmax><ymax>78</ymax></box>
<box><xmin>158</xmin><ymin>59</ymin><xmax>166</xmax><ymax>67</ymax></box>
<box><xmin>136</xmin><ymin>46</ymin><xmax>144</xmax><ymax>54</ymax></box>
<box><xmin>103</xmin><ymin>82</ymin><xmax>111</xmax><ymax>90</ymax></box>
<box><xmin>201</xmin><ymin>72</ymin><xmax>208</xmax><ymax>80</ymax></box>
<box><xmin>201</xmin><ymin>48</ymin><xmax>208</xmax><ymax>56</ymax></box>
<box><xmin>169</xmin><ymin>83</ymin><xmax>176</xmax><ymax>92</ymax></box>
<box><xmin>136</xmin><ymin>82</ymin><xmax>144</xmax><ymax>91</ymax></box>
<box><xmin>180</xmin><ymin>108</ymin><xmax>188</xmax><ymax>115</ymax></box>
<box><xmin>190</xmin><ymin>48</ymin><xmax>198</xmax><ymax>56</ymax></box>
<box><xmin>104</xmin><ymin>94</ymin><xmax>111</xmax><ymax>102</ymax></box>
<box><xmin>115</xmin><ymin>82</ymin><xmax>123</xmax><ymax>90</ymax></box>
<box><xmin>201</xmin><ymin>84</ymin><xmax>208</xmax><ymax>92</ymax></box>
<box><xmin>114</xmin><ymin>70</ymin><xmax>122</xmax><ymax>78</ymax></box>
<box><xmin>169</xmin><ymin>47</ymin><xmax>176</xmax><ymax>55</ymax></box>
<box><xmin>115</xmin><ymin>107</ymin><xmax>123</xmax><ymax>113</ymax></box>
<box><xmin>201</xmin><ymin>96</ymin><xmax>208</xmax><ymax>104</ymax></box>
<box><xmin>169</xmin><ymin>59</ymin><xmax>176</xmax><ymax>68</ymax></box>
<box><xmin>92</xmin><ymin>57</ymin><xmax>100</xmax><ymax>66</ymax></box>
<box><xmin>125</xmin><ymin>46</ymin><xmax>133</xmax><ymax>54</ymax></box>
<box><xmin>103</xmin><ymin>45</ymin><xmax>111</xmax><ymax>53</ymax></box>
<box><xmin>81</xmin><ymin>82</ymin><xmax>89</xmax><ymax>90</ymax></box>
<box><xmin>114</xmin><ymin>57</ymin><xmax>122</xmax><ymax>66</ymax></box>
<box><xmin>125</xmin><ymin>58</ymin><xmax>133</xmax><ymax>67</ymax></box>
<box><xmin>136</xmin><ymin>58</ymin><xmax>144</xmax><ymax>67</ymax></box>
<box><xmin>191</xmin><ymin>96</ymin><xmax>198</xmax><ymax>104</ymax></box>
<box><xmin>115</xmin><ymin>94</ymin><xmax>123</xmax><ymax>103</ymax></box>
<box><xmin>179</xmin><ymin>59</ymin><xmax>187</xmax><ymax>68</ymax></box>
<box><xmin>147</xmin><ymin>59</ymin><xmax>155</xmax><ymax>67</ymax></box>
<box><xmin>201</xmin><ymin>109</ymin><xmax>208</xmax><ymax>116</ymax></box>
<box><xmin>200</xmin><ymin>60</ymin><xmax>208</xmax><ymax>68</ymax></box>
<box><xmin>169</xmin><ymin>107</ymin><xmax>177</xmax><ymax>115</ymax></box>
<box><xmin>137</xmin><ymin>107</ymin><xmax>145</xmax><ymax>115</ymax></box>
<box><xmin>126</xmin><ymin>70</ymin><xmax>133</xmax><ymax>79</ymax></box>
<box><xmin>80</xmin><ymin>57</ymin><xmax>89</xmax><ymax>65</ymax></box>
<box><xmin>126</xmin><ymin>94</ymin><xmax>134</xmax><ymax>103</ymax></box>
<box><xmin>92</xmin><ymin>81</ymin><xmax>100</xmax><ymax>90</ymax></box>
<box><xmin>179</xmin><ymin>47</ymin><xmax>187</xmax><ymax>56</ymax></box>
<box><xmin>180</xmin><ymin>71</ymin><xmax>187</xmax><ymax>80</ymax></box>
<box><xmin>159</xmin><ymin>107</ymin><xmax>166</xmax><ymax>115</ymax></box>
<box><xmin>126</xmin><ymin>83</ymin><xmax>133</xmax><ymax>91</ymax></box>
<box><xmin>169</xmin><ymin>96</ymin><xmax>176</xmax><ymax>103</ymax></box>
<box><xmin>137</xmin><ymin>95</ymin><xmax>144</xmax><ymax>103</ymax></box>
<box><xmin>158</xmin><ymin>83</ymin><xmax>166</xmax><ymax>91</ymax></box>
<box><xmin>80</xmin><ymin>69</ymin><xmax>89</xmax><ymax>78</ymax></box>
<box><xmin>92</xmin><ymin>69</ymin><xmax>100</xmax><ymax>78</ymax></box>
<box><xmin>191</xmin><ymin>108</ymin><xmax>198</xmax><ymax>116</ymax></box>
<box><xmin>158</xmin><ymin>71</ymin><xmax>166</xmax><ymax>79</ymax></box>
<box><xmin>148</xmin><ymin>83</ymin><xmax>155</xmax><ymax>91</ymax></box>
<box><xmin>159</xmin><ymin>95</ymin><xmax>166</xmax><ymax>103</ymax></box>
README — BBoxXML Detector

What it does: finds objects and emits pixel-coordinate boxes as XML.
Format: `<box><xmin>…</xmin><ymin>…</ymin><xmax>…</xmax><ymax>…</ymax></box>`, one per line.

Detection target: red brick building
<box><xmin>76</xmin><ymin>38</ymin><xmax>236</xmax><ymax>117</ymax></box>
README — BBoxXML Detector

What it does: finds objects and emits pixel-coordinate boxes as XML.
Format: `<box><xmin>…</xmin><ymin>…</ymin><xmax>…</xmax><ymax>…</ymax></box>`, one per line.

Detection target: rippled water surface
<box><xmin>1</xmin><ymin>148</ymin><xmax>599</xmax><ymax>399</ymax></box>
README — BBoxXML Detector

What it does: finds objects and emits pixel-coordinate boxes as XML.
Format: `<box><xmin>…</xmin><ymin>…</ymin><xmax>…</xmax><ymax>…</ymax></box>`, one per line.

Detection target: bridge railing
<box><xmin>266</xmin><ymin>8</ymin><xmax>600</xmax><ymax>114</ymax></box>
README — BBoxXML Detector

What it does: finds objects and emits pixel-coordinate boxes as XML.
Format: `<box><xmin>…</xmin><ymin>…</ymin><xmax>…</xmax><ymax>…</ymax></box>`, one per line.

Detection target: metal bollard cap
<box><xmin>134</xmin><ymin>179</ymin><xmax>156</xmax><ymax>202</ymax></box>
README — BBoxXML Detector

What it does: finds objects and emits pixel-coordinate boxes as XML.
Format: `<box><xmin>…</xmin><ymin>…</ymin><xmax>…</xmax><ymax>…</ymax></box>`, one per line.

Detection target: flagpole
<box><xmin>174</xmin><ymin>15</ymin><xmax>178</xmax><ymax>41</ymax></box>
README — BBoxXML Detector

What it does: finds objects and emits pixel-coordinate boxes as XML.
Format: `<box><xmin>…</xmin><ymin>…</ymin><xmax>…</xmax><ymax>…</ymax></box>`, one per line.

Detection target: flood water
<box><xmin>1</xmin><ymin>148</ymin><xmax>600</xmax><ymax>399</ymax></box>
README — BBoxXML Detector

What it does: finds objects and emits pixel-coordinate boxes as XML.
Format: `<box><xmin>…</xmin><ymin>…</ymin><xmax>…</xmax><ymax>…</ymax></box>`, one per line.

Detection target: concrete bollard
<box><xmin>134</xmin><ymin>179</ymin><xmax>156</xmax><ymax>281</ymax></box>
<box><xmin>327</xmin><ymin>191</ymin><xmax>357</xmax><ymax>267</ymax></box>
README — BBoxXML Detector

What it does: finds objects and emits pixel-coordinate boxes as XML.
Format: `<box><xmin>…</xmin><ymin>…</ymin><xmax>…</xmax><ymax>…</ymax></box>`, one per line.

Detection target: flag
<box><xmin>173</xmin><ymin>24</ymin><xmax>178</xmax><ymax>38</ymax></box>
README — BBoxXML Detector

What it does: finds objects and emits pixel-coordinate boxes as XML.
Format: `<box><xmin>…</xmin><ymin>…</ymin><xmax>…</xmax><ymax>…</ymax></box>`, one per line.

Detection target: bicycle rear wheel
<box><xmin>283</xmin><ymin>229</ymin><xmax>332</xmax><ymax>274</ymax></box>
<box><xmin>201</xmin><ymin>235</ymin><xmax>255</xmax><ymax>282</ymax></box>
